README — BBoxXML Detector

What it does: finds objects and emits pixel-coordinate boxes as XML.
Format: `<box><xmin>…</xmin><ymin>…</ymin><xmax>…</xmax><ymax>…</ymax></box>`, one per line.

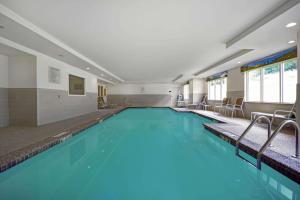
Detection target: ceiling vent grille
<box><xmin>48</xmin><ymin>66</ymin><xmax>61</xmax><ymax>84</ymax></box>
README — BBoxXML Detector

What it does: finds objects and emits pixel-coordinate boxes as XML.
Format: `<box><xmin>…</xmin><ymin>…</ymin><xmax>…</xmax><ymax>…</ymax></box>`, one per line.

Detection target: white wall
<box><xmin>0</xmin><ymin>54</ymin><xmax>8</xmax><ymax>88</ymax></box>
<box><xmin>0</xmin><ymin>39</ymin><xmax>102</xmax><ymax>126</ymax></box>
<box><xmin>108</xmin><ymin>83</ymin><xmax>180</xmax><ymax>95</ymax></box>
<box><xmin>36</xmin><ymin>54</ymin><xmax>98</xmax><ymax>93</ymax></box>
<box><xmin>35</xmin><ymin>53</ymin><xmax>99</xmax><ymax>125</ymax></box>
<box><xmin>187</xmin><ymin>78</ymin><xmax>206</xmax><ymax>103</ymax></box>
<box><xmin>108</xmin><ymin>83</ymin><xmax>181</xmax><ymax>106</ymax></box>
<box><xmin>8</xmin><ymin>55</ymin><xmax>36</xmax><ymax>88</ymax></box>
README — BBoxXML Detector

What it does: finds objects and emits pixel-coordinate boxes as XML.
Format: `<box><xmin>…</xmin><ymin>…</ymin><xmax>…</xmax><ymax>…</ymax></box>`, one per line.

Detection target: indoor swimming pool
<box><xmin>0</xmin><ymin>108</ymin><xmax>299</xmax><ymax>200</ymax></box>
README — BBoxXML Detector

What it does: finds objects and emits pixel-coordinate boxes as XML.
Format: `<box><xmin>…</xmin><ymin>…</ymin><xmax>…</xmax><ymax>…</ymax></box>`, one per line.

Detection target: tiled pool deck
<box><xmin>0</xmin><ymin>106</ymin><xmax>299</xmax><ymax>183</ymax></box>
<box><xmin>0</xmin><ymin>107</ymin><xmax>126</xmax><ymax>173</ymax></box>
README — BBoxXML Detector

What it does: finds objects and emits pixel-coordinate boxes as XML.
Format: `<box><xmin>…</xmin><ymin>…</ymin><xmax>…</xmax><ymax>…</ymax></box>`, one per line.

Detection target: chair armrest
<box><xmin>273</xmin><ymin>110</ymin><xmax>292</xmax><ymax>115</ymax></box>
<box><xmin>273</xmin><ymin>110</ymin><xmax>295</xmax><ymax>118</ymax></box>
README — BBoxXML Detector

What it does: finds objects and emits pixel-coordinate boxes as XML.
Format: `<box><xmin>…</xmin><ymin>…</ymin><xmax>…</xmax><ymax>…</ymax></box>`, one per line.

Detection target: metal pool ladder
<box><xmin>257</xmin><ymin>120</ymin><xmax>300</xmax><ymax>169</ymax></box>
<box><xmin>235</xmin><ymin>116</ymin><xmax>271</xmax><ymax>167</ymax></box>
<box><xmin>236</xmin><ymin>117</ymin><xmax>300</xmax><ymax>169</ymax></box>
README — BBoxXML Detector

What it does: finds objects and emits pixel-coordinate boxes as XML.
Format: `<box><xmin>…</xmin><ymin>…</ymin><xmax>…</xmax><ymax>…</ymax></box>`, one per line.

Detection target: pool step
<box><xmin>236</xmin><ymin>153</ymin><xmax>257</xmax><ymax>168</ymax></box>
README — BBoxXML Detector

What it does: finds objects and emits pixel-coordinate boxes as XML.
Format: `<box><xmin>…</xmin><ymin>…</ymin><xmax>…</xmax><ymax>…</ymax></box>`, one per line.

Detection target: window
<box><xmin>283</xmin><ymin>60</ymin><xmax>297</xmax><ymax>103</ymax></box>
<box><xmin>183</xmin><ymin>84</ymin><xmax>189</xmax><ymax>100</ymax></box>
<box><xmin>98</xmin><ymin>85</ymin><xmax>107</xmax><ymax>97</ymax></box>
<box><xmin>263</xmin><ymin>64</ymin><xmax>280</xmax><ymax>102</ymax></box>
<box><xmin>208</xmin><ymin>77</ymin><xmax>227</xmax><ymax>100</ymax></box>
<box><xmin>245</xmin><ymin>59</ymin><xmax>297</xmax><ymax>103</ymax></box>
<box><xmin>247</xmin><ymin>69</ymin><xmax>261</xmax><ymax>101</ymax></box>
<box><xmin>69</xmin><ymin>74</ymin><xmax>85</xmax><ymax>95</ymax></box>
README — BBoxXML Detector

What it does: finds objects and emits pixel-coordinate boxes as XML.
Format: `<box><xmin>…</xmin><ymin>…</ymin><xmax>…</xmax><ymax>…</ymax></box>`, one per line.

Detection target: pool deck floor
<box><xmin>173</xmin><ymin>107</ymin><xmax>300</xmax><ymax>183</ymax></box>
<box><xmin>0</xmin><ymin>107</ymin><xmax>126</xmax><ymax>172</ymax></box>
<box><xmin>0</xmin><ymin>106</ymin><xmax>299</xmax><ymax>183</ymax></box>
<box><xmin>173</xmin><ymin>108</ymin><xmax>297</xmax><ymax>157</ymax></box>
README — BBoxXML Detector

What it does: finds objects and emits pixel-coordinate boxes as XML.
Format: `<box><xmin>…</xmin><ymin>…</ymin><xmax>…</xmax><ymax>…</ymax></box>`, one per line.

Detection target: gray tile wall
<box><xmin>37</xmin><ymin>88</ymin><xmax>98</xmax><ymax>125</ymax></box>
<box><xmin>8</xmin><ymin>88</ymin><xmax>37</xmax><ymax>126</ymax></box>
<box><xmin>0</xmin><ymin>88</ymin><xmax>9</xmax><ymax>127</ymax></box>
<box><xmin>107</xmin><ymin>94</ymin><xmax>171</xmax><ymax>107</ymax></box>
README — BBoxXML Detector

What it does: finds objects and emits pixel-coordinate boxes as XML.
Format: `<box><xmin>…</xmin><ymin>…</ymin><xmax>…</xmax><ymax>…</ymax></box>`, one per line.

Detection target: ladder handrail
<box><xmin>235</xmin><ymin>115</ymin><xmax>271</xmax><ymax>156</ymax></box>
<box><xmin>257</xmin><ymin>120</ymin><xmax>299</xmax><ymax>169</ymax></box>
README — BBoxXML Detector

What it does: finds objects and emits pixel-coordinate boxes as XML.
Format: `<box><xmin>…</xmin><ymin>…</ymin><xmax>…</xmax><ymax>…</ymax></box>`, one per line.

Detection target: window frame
<box><xmin>245</xmin><ymin>58</ymin><xmax>297</xmax><ymax>104</ymax></box>
<box><xmin>68</xmin><ymin>74</ymin><xmax>86</xmax><ymax>96</ymax></box>
<box><xmin>207</xmin><ymin>77</ymin><xmax>227</xmax><ymax>101</ymax></box>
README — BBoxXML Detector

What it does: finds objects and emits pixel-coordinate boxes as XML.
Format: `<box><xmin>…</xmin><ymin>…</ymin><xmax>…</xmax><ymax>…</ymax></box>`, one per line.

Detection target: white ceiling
<box><xmin>0</xmin><ymin>0</ymin><xmax>299</xmax><ymax>83</ymax></box>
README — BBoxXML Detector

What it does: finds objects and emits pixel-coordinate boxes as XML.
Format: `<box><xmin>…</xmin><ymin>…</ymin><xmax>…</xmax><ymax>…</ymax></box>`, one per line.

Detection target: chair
<box><xmin>214</xmin><ymin>97</ymin><xmax>230</xmax><ymax>114</ymax></box>
<box><xmin>251</xmin><ymin>103</ymin><xmax>296</xmax><ymax>126</ymax></box>
<box><xmin>225</xmin><ymin>97</ymin><xmax>245</xmax><ymax>118</ymax></box>
<box><xmin>98</xmin><ymin>96</ymin><xmax>108</xmax><ymax>109</ymax></box>
<box><xmin>198</xmin><ymin>95</ymin><xmax>211</xmax><ymax>110</ymax></box>
<box><xmin>187</xmin><ymin>95</ymin><xmax>206</xmax><ymax>109</ymax></box>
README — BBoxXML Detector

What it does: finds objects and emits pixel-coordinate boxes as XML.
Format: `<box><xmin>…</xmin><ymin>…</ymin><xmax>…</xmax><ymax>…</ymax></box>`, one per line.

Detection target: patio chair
<box><xmin>98</xmin><ymin>96</ymin><xmax>108</xmax><ymax>109</ymax></box>
<box><xmin>187</xmin><ymin>95</ymin><xmax>206</xmax><ymax>109</ymax></box>
<box><xmin>198</xmin><ymin>95</ymin><xmax>211</xmax><ymax>110</ymax></box>
<box><xmin>225</xmin><ymin>97</ymin><xmax>245</xmax><ymax>118</ymax></box>
<box><xmin>214</xmin><ymin>97</ymin><xmax>230</xmax><ymax>114</ymax></box>
<box><xmin>251</xmin><ymin>103</ymin><xmax>296</xmax><ymax>126</ymax></box>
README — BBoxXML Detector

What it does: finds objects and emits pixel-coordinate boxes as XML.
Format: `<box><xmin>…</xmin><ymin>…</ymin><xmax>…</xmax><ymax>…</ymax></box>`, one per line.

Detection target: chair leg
<box><xmin>231</xmin><ymin>109</ymin><xmax>234</xmax><ymax>118</ymax></box>
<box><xmin>241</xmin><ymin>109</ymin><xmax>245</xmax><ymax>118</ymax></box>
<box><xmin>270</xmin><ymin>117</ymin><xmax>274</xmax><ymax>127</ymax></box>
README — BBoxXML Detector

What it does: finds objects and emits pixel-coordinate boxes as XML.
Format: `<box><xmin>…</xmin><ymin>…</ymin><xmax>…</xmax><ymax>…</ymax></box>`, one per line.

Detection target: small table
<box><xmin>251</xmin><ymin>112</ymin><xmax>273</xmax><ymax>121</ymax></box>
<box><xmin>177</xmin><ymin>101</ymin><xmax>186</xmax><ymax>107</ymax></box>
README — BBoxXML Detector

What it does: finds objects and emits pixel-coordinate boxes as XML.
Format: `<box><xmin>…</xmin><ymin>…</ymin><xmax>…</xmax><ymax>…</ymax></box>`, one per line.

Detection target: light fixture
<box><xmin>286</xmin><ymin>22</ymin><xmax>297</xmax><ymax>28</ymax></box>
<box><xmin>86</xmin><ymin>67</ymin><xmax>90</xmax><ymax>70</ymax></box>
<box><xmin>288</xmin><ymin>40</ymin><xmax>295</xmax><ymax>44</ymax></box>
<box><xmin>237</xmin><ymin>61</ymin><xmax>241</xmax><ymax>64</ymax></box>
<box><xmin>58</xmin><ymin>54</ymin><xmax>64</xmax><ymax>57</ymax></box>
<box><xmin>172</xmin><ymin>74</ymin><xmax>183</xmax><ymax>82</ymax></box>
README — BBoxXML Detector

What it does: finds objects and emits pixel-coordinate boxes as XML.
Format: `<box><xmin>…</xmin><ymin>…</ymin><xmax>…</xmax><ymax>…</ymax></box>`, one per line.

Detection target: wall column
<box><xmin>296</xmin><ymin>31</ymin><xmax>300</xmax><ymax>155</ymax></box>
<box><xmin>189</xmin><ymin>78</ymin><xmax>205</xmax><ymax>104</ymax></box>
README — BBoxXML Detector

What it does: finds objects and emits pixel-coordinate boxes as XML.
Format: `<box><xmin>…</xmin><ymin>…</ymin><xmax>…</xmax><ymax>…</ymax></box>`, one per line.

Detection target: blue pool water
<box><xmin>0</xmin><ymin>108</ymin><xmax>299</xmax><ymax>200</ymax></box>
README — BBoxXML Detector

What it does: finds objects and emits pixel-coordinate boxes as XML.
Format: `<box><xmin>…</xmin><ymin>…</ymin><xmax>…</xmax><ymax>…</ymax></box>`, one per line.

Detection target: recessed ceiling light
<box><xmin>86</xmin><ymin>67</ymin><xmax>90</xmax><ymax>70</ymax></box>
<box><xmin>286</xmin><ymin>22</ymin><xmax>297</xmax><ymax>28</ymax></box>
<box><xmin>237</xmin><ymin>61</ymin><xmax>241</xmax><ymax>64</ymax></box>
<box><xmin>288</xmin><ymin>40</ymin><xmax>295</xmax><ymax>44</ymax></box>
